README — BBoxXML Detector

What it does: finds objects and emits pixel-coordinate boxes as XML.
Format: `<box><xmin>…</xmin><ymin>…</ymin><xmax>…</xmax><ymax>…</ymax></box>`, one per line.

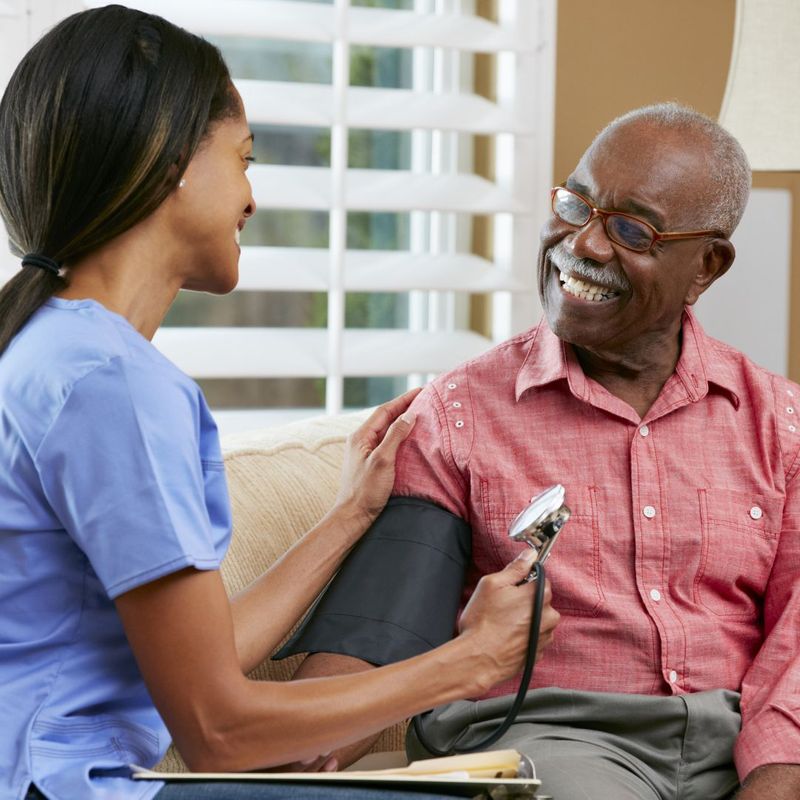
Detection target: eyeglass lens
<box><xmin>553</xmin><ymin>188</ymin><xmax>654</xmax><ymax>252</ymax></box>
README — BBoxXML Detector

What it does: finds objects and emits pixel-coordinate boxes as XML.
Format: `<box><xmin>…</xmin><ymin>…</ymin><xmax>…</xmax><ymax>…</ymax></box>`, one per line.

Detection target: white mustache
<box><xmin>548</xmin><ymin>242</ymin><xmax>630</xmax><ymax>293</ymax></box>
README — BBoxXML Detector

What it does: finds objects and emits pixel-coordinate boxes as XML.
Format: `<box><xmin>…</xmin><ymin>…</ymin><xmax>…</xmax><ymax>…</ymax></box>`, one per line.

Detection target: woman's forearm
<box><xmin>118</xmin><ymin>565</ymin><xmax>493</xmax><ymax>773</ymax></box>
<box><xmin>229</xmin><ymin>499</ymin><xmax>372</xmax><ymax>673</ymax></box>
<box><xmin>187</xmin><ymin>633</ymin><xmax>490</xmax><ymax>772</ymax></box>
<box><xmin>116</xmin><ymin>545</ymin><xmax>543</xmax><ymax>773</ymax></box>
<box><xmin>230</xmin><ymin>396</ymin><xmax>420</xmax><ymax>673</ymax></box>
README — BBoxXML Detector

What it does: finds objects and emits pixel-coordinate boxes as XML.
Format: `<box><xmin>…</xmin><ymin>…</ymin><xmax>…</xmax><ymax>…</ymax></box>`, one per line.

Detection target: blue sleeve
<box><xmin>34</xmin><ymin>356</ymin><xmax>225</xmax><ymax>599</ymax></box>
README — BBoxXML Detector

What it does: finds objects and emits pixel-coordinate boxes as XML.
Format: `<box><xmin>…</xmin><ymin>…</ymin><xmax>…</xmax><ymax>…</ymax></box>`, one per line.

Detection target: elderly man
<box><xmin>288</xmin><ymin>104</ymin><xmax>800</xmax><ymax>800</ymax></box>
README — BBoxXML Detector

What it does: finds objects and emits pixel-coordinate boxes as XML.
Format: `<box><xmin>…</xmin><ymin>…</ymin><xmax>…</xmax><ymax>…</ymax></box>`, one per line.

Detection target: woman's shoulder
<box><xmin>0</xmin><ymin>298</ymin><xmax>203</xmax><ymax>447</ymax></box>
<box><xmin>14</xmin><ymin>297</ymin><xmax>192</xmax><ymax>380</ymax></box>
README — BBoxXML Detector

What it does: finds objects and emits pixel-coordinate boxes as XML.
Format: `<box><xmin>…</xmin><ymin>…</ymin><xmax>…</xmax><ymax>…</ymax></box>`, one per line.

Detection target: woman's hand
<box><xmin>335</xmin><ymin>387</ymin><xmax>421</xmax><ymax>525</ymax></box>
<box><xmin>456</xmin><ymin>550</ymin><xmax>561</xmax><ymax>692</ymax></box>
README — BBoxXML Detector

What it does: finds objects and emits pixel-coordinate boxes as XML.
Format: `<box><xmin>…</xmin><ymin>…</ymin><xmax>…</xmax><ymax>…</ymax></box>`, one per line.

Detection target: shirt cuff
<box><xmin>735</xmin><ymin>703</ymin><xmax>800</xmax><ymax>780</ymax></box>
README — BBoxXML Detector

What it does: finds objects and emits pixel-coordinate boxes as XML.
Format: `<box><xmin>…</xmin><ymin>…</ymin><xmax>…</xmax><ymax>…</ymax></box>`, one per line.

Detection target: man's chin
<box><xmin>543</xmin><ymin>303</ymin><xmax>613</xmax><ymax>351</ymax></box>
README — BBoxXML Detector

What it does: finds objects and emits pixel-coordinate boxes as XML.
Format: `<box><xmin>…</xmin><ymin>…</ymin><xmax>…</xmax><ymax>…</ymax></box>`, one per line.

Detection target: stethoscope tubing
<box><xmin>412</xmin><ymin>559</ymin><xmax>546</xmax><ymax>755</ymax></box>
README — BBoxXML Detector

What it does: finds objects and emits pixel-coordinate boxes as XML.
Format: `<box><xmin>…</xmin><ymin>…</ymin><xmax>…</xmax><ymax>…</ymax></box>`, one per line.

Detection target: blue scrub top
<box><xmin>0</xmin><ymin>298</ymin><xmax>232</xmax><ymax>800</ymax></box>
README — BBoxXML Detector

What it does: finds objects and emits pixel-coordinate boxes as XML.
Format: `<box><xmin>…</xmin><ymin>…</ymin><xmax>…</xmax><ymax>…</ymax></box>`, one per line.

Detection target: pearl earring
<box><xmin>179</xmin><ymin>179</ymin><xmax>186</xmax><ymax>188</ymax></box>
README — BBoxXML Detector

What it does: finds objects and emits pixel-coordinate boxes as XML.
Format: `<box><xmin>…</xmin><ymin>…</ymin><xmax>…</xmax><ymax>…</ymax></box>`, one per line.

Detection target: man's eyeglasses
<box><xmin>551</xmin><ymin>186</ymin><xmax>723</xmax><ymax>253</ymax></box>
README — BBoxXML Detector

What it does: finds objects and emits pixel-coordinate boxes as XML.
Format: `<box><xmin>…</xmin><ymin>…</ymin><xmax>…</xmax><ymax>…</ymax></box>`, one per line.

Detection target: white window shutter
<box><xmin>69</xmin><ymin>0</ymin><xmax>556</xmax><ymax>432</ymax></box>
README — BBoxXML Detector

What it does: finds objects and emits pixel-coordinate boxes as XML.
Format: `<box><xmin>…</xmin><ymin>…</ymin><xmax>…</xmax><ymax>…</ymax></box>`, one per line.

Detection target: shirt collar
<box><xmin>677</xmin><ymin>307</ymin><xmax>741</xmax><ymax>408</ymax></box>
<box><xmin>515</xmin><ymin>309</ymin><xmax>740</xmax><ymax>409</ymax></box>
<box><xmin>514</xmin><ymin>321</ymin><xmax>574</xmax><ymax>402</ymax></box>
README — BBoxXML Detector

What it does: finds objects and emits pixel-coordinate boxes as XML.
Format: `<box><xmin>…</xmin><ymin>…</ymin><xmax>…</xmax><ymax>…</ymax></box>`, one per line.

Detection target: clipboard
<box><xmin>131</xmin><ymin>766</ymin><xmax>540</xmax><ymax>798</ymax></box>
<box><xmin>130</xmin><ymin>748</ymin><xmax>542</xmax><ymax>798</ymax></box>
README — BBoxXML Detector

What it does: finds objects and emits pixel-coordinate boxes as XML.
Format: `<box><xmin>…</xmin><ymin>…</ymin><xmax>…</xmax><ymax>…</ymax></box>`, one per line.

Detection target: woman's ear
<box><xmin>684</xmin><ymin>238</ymin><xmax>736</xmax><ymax>306</ymax></box>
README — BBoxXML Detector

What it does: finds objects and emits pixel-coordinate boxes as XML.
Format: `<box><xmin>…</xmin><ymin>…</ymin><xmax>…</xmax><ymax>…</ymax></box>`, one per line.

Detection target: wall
<box><xmin>555</xmin><ymin>0</ymin><xmax>800</xmax><ymax>380</ymax></box>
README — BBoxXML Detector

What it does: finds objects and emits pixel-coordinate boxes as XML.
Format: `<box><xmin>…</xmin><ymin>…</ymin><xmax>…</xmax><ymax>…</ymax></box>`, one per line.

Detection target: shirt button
<box><xmin>448</xmin><ymin>383</ymin><xmax>457</xmax><ymax>390</ymax></box>
<box><xmin>455</xmin><ymin>420</ymin><xmax>464</xmax><ymax>428</ymax></box>
<box><xmin>749</xmin><ymin>505</ymin><xmax>763</xmax><ymax>520</ymax></box>
<box><xmin>649</xmin><ymin>588</ymin><xmax>662</xmax><ymax>602</ymax></box>
<box><xmin>639</xmin><ymin>425</ymin><xmax>649</xmax><ymax>437</ymax></box>
<box><xmin>643</xmin><ymin>505</ymin><xmax>656</xmax><ymax>519</ymax></box>
<box><xmin>452</xmin><ymin>401</ymin><xmax>462</xmax><ymax>408</ymax></box>
<box><xmin>788</xmin><ymin>407</ymin><xmax>795</xmax><ymax>415</ymax></box>
<box><xmin>669</xmin><ymin>670</ymin><xmax>678</xmax><ymax>684</ymax></box>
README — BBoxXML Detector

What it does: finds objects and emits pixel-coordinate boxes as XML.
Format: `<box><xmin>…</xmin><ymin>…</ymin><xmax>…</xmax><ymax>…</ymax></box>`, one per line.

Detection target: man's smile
<box><xmin>558</xmin><ymin>270</ymin><xmax>621</xmax><ymax>302</ymax></box>
<box><xmin>545</xmin><ymin>240</ymin><xmax>629</xmax><ymax>308</ymax></box>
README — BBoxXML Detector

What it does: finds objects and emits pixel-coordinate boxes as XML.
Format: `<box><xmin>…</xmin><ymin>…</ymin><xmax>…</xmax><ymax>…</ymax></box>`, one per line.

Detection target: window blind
<box><xmin>27</xmin><ymin>0</ymin><xmax>557</xmax><ymax>433</ymax></box>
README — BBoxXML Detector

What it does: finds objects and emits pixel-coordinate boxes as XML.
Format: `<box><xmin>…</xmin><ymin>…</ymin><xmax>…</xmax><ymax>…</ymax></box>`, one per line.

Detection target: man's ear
<box><xmin>684</xmin><ymin>238</ymin><xmax>736</xmax><ymax>306</ymax></box>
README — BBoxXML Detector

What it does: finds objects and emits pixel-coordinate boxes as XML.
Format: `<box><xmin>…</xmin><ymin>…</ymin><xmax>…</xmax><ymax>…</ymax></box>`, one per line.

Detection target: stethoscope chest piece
<box><xmin>508</xmin><ymin>484</ymin><xmax>571</xmax><ymax>581</ymax></box>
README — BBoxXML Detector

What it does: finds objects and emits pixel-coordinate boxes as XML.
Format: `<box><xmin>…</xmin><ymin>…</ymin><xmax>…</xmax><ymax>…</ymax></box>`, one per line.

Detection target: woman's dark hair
<box><xmin>0</xmin><ymin>4</ymin><xmax>239</xmax><ymax>355</ymax></box>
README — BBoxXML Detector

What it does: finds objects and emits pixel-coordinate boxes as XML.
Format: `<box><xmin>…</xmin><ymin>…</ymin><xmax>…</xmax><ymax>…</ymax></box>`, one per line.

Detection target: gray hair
<box><xmin>594</xmin><ymin>102</ymin><xmax>751</xmax><ymax>238</ymax></box>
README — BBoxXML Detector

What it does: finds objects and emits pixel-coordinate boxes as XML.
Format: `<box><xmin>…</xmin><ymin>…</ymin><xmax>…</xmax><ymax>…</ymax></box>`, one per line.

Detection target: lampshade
<box><xmin>719</xmin><ymin>0</ymin><xmax>800</xmax><ymax>171</ymax></box>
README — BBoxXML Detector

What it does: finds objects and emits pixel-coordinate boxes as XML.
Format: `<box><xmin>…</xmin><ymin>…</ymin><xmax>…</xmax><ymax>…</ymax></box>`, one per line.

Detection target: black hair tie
<box><xmin>21</xmin><ymin>254</ymin><xmax>61</xmax><ymax>275</ymax></box>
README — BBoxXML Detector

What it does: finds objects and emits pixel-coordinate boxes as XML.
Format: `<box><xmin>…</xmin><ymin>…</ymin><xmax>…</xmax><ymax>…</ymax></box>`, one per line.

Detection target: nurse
<box><xmin>0</xmin><ymin>6</ymin><xmax>557</xmax><ymax>800</ymax></box>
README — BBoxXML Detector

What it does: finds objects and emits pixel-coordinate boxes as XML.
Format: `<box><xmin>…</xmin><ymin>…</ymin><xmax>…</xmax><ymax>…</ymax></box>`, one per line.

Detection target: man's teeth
<box><xmin>559</xmin><ymin>270</ymin><xmax>619</xmax><ymax>302</ymax></box>
<box><xmin>235</xmin><ymin>228</ymin><xmax>240</xmax><ymax>245</ymax></box>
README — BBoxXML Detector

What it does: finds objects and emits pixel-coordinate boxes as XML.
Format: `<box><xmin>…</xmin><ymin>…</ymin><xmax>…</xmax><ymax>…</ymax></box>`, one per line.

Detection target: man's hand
<box><xmin>737</xmin><ymin>764</ymin><xmax>800</xmax><ymax>799</ymax></box>
<box><xmin>292</xmin><ymin>653</ymin><xmax>383</xmax><ymax>769</ymax></box>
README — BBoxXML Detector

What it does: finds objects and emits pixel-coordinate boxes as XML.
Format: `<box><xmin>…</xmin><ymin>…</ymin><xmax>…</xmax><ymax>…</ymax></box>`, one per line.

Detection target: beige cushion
<box><xmin>157</xmin><ymin>412</ymin><xmax>406</xmax><ymax>772</ymax></box>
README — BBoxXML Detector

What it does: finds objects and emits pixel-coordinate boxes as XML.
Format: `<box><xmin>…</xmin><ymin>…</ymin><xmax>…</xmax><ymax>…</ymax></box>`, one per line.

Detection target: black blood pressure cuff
<box><xmin>273</xmin><ymin>496</ymin><xmax>471</xmax><ymax>666</ymax></box>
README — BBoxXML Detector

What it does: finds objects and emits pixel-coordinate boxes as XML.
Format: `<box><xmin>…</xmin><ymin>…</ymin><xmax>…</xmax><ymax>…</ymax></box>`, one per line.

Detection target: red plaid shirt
<box><xmin>394</xmin><ymin>308</ymin><xmax>800</xmax><ymax>780</ymax></box>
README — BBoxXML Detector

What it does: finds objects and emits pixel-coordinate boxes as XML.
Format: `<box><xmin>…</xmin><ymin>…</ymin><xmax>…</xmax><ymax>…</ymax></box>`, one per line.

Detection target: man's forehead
<box><xmin>585</xmin><ymin>121</ymin><xmax>711</xmax><ymax>174</ymax></box>
<box><xmin>596</xmin><ymin>118</ymin><xmax>702</xmax><ymax>153</ymax></box>
<box><xmin>568</xmin><ymin>122</ymin><xmax>712</xmax><ymax>226</ymax></box>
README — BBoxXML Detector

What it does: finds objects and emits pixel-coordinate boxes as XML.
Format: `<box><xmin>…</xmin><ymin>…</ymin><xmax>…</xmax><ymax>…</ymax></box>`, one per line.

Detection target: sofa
<box><xmin>157</xmin><ymin>411</ymin><xmax>406</xmax><ymax>772</ymax></box>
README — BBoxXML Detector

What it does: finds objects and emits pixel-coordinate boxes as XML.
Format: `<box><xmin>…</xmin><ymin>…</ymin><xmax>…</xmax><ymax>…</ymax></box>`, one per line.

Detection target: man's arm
<box><xmin>288</xmin><ymin>383</ymin><xmax>474</xmax><ymax>769</ymax></box>
<box><xmin>293</xmin><ymin>654</ymin><xmax>381</xmax><ymax>767</ymax></box>
<box><xmin>734</xmin><ymin>387</ymin><xmax>800</xmax><ymax>783</ymax></box>
<box><xmin>736</xmin><ymin>764</ymin><xmax>800</xmax><ymax>799</ymax></box>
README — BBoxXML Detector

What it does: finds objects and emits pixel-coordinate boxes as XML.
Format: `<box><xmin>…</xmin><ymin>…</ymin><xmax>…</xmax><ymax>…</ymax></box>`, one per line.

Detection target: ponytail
<box><xmin>0</xmin><ymin>4</ymin><xmax>238</xmax><ymax>355</ymax></box>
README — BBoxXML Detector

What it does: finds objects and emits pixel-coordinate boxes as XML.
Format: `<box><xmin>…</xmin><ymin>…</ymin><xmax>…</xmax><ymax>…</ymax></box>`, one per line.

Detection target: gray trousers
<box><xmin>407</xmin><ymin>688</ymin><xmax>742</xmax><ymax>800</ymax></box>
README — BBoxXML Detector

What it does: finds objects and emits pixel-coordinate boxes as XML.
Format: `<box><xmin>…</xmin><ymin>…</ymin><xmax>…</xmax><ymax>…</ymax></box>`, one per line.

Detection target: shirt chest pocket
<box><xmin>478</xmin><ymin>479</ymin><xmax>604</xmax><ymax>617</ymax></box>
<box><xmin>694</xmin><ymin>487</ymin><xmax>782</xmax><ymax>618</ymax></box>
